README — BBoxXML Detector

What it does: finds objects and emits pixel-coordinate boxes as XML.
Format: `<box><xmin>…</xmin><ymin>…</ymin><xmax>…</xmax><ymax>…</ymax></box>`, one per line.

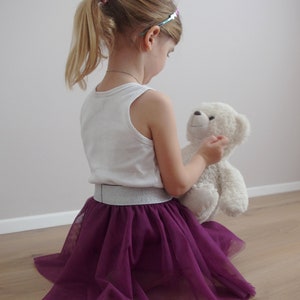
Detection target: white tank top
<box><xmin>80</xmin><ymin>83</ymin><xmax>164</xmax><ymax>188</ymax></box>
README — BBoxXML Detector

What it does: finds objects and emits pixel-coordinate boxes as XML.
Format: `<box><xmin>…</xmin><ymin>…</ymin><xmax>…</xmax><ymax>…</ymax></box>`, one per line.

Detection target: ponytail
<box><xmin>65</xmin><ymin>0</ymin><xmax>112</xmax><ymax>89</ymax></box>
<box><xmin>65</xmin><ymin>0</ymin><xmax>182</xmax><ymax>90</ymax></box>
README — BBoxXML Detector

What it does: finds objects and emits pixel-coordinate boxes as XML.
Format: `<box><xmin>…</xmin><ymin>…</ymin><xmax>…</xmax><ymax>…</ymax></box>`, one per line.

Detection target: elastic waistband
<box><xmin>94</xmin><ymin>184</ymin><xmax>172</xmax><ymax>206</ymax></box>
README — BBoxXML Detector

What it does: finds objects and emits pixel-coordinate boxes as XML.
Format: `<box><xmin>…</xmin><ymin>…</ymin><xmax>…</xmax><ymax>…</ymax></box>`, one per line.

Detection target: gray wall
<box><xmin>1</xmin><ymin>0</ymin><xmax>300</xmax><ymax>220</ymax></box>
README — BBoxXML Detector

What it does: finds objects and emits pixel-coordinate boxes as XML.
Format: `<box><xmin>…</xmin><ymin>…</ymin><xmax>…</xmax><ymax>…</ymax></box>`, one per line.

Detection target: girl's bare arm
<box><xmin>131</xmin><ymin>90</ymin><xmax>228</xmax><ymax>197</ymax></box>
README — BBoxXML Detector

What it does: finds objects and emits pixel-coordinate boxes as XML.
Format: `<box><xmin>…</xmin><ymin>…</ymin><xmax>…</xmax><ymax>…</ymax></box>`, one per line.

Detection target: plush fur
<box><xmin>179</xmin><ymin>102</ymin><xmax>250</xmax><ymax>223</ymax></box>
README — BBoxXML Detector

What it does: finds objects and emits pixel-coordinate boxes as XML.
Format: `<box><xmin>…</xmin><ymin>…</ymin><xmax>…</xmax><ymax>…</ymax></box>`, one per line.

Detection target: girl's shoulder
<box><xmin>133</xmin><ymin>88</ymin><xmax>174</xmax><ymax>129</ymax></box>
<box><xmin>138</xmin><ymin>88</ymin><xmax>172</xmax><ymax>109</ymax></box>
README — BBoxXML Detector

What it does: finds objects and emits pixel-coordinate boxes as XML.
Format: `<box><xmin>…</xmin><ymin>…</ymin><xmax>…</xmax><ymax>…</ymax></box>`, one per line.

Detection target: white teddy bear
<box><xmin>179</xmin><ymin>102</ymin><xmax>250</xmax><ymax>223</ymax></box>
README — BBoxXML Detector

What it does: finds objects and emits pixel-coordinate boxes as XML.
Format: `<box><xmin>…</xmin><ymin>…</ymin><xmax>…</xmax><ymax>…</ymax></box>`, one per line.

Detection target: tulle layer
<box><xmin>34</xmin><ymin>198</ymin><xmax>255</xmax><ymax>299</ymax></box>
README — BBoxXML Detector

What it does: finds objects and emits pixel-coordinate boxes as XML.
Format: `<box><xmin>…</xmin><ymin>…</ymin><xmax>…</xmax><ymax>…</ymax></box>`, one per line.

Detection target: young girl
<box><xmin>35</xmin><ymin>0</ymin><xmax>256</xmax><ymax>299</ymax></box>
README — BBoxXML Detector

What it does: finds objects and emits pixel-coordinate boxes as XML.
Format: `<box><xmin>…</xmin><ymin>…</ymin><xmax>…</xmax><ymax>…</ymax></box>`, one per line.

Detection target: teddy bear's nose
<box><xmin>194</xmin><ymin>111</ymin><xmax>201</xmax><ymax>116</ymax></box>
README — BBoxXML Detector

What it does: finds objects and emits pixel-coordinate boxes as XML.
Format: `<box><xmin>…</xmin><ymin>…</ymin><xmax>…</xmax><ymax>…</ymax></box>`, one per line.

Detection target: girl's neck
<box><xmin>97</xmin><ymin>52</ymin><xmax>145</xmax><ymax>91</ymax></box>
<box><xmin>97</xmin><ymin>33</ymin><xmax>147</xmax><ymax>91</ymax></box>
<box><xmin>96</xmin><ymin>67</ymin><xmax>142</xmax><ymax>92</ymax></box>
<box><xmin>106</xmin><ymin>70</ymin><xmax>141</xmax><ymax>84</ymax></box>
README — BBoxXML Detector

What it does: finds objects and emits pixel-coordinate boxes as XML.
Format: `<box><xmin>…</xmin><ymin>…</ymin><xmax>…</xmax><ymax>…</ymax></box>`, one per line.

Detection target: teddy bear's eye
<box><xmin>209</xmin><ymin>116</ymin><xmax>215</xmax><ymax>121</ymax></box>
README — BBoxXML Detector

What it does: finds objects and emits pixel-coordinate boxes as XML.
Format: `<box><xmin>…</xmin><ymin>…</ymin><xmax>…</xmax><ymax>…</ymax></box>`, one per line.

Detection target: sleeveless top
<box><xmin>80</xmin><ymin>83</ymin><xmax>165</xmax><ymax>190</ymax></box>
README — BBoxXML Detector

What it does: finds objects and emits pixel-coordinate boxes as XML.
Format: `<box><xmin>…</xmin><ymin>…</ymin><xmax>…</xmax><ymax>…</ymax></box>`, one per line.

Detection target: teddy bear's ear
<box><xmin>234</xmin><ymin>114</ymin><xmax>251</xmax><ymax>144</ymax></box>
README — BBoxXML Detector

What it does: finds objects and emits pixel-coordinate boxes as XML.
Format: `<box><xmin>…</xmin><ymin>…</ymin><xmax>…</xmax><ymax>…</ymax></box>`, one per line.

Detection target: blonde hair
<box><xmin>65</xmin><ymin>0</ymin><xmax>182</xmax><ymax>89</ymax></box>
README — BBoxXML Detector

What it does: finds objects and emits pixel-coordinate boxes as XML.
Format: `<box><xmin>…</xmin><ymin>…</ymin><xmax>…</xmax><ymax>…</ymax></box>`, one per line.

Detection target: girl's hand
<box><xmin>197</xmin><ymin>135</ymin><xmax>229</xmax><ymax>166</ymax></box>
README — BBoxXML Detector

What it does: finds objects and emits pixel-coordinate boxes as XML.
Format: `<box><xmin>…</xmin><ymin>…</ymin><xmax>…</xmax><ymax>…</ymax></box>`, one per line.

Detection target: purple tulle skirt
<box><xmin>34</xmin><ymin>198</ymin><xmax>255</xmax><ymax>299</ymax></box>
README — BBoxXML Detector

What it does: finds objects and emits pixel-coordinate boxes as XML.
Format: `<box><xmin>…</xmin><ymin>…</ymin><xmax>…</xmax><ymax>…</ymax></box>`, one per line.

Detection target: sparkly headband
<box><xmin>157</xmin><ymin>9</ymin><xmax>179</xmax><ymax>27</ymax></box>
<box><xmin>140</xmin><ymin>9</ymin><xmax>179</xmax><ymax>36</ymax></box>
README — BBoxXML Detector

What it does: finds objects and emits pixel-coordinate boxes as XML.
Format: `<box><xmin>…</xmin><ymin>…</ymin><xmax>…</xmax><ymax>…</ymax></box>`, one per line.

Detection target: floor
<box><xmin>0</xmin><ymin>191</ymin><xmax>299</xmax><ymax>299</ymax></box>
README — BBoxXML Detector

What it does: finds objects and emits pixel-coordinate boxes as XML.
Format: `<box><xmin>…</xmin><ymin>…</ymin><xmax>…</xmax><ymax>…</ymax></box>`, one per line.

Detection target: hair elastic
<box><xmin>99</xmin><ymin>0</ymin><xmax>108</xmax><ymax>5</ymax></box>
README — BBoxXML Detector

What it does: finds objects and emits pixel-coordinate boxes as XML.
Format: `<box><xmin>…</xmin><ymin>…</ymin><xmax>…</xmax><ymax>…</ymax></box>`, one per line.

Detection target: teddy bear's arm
<box><xmin>218</xmin><ymin>161</ymin><xmax>249</xmax><ymax>216</ymax></box>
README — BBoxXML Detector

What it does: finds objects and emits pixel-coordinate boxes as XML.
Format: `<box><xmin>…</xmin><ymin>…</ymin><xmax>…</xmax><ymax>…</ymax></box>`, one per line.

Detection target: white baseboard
<box><xmin>1</xmin><ymin>181</ymin><xmax>300</xmax><ymax>235</ymax></box>
<box><xmin>247</xmin><ymin>181</ymin><xmax>300</xmax><ymax>198</ymax></box>
<box><xmin>0</xmin><ymin>210</ymin><xmax>79</xmax><ymax>235</ymax></box>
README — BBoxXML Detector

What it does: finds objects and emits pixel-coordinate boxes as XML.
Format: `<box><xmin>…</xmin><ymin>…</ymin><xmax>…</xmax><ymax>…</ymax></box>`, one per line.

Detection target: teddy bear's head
<box><xmin>186</xmin><ymin>102</ymin><xmax>250</xmax><ymax>157</ymax></box>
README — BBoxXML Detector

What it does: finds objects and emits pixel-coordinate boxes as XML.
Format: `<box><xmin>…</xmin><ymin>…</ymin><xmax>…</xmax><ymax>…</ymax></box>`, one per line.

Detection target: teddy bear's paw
<box><xmin>220</xmin><ymin>201</ymin><xmax>248</xmax><ymax>217</ymax></box>
<box><xmin>181</xmin><ymin>185</ymin><xmax>219</xmax><ymax>223</ymax></box>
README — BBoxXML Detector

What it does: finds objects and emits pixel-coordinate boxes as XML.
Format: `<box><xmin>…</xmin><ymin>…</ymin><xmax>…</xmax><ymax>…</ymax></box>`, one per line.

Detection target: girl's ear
<box><xmin>143</xmin><ymin>25</ymin><xmax>161</xmax><ymax>51</ymax></box>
